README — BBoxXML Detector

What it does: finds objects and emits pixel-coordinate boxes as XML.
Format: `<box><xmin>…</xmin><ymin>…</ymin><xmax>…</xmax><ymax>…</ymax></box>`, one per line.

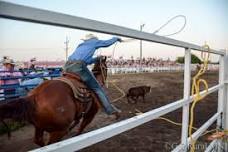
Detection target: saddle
<box><xmin>55</xmin><ymin>72</ymin><xmax>93</xmax><ymax>103</ymax></box>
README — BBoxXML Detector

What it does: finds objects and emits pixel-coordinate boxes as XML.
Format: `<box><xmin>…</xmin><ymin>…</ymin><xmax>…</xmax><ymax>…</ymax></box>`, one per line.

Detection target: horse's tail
<box><xmin>0</xmin><ymin>96</ymin><xmax>35</xmax><ymax>123</ymax></box>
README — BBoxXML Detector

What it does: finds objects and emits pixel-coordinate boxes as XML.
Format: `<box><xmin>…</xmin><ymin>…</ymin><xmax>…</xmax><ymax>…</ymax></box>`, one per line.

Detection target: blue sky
<box><xmin>0</xmin><ymin>0</ymin><xmax>227</xmax><ymax>61</ymax></box>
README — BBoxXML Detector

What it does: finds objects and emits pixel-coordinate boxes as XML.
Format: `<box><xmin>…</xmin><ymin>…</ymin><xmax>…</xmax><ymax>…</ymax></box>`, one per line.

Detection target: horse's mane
<box><xmin>92</xmin><ymin>58</ymin><xmax>107</xmax><ymax>75</ymax></box>
<box><xmin>92</xmin><ymin>61</ymin><xmax>101</xmax><ymax>71</ymax></box>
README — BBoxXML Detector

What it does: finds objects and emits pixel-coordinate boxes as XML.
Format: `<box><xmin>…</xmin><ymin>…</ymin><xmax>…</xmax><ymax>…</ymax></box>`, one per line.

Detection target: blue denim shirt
<box><xmin>68</xmin><ymin>37</ymin><xmax>119</xmax><ymax>65</ymax></box>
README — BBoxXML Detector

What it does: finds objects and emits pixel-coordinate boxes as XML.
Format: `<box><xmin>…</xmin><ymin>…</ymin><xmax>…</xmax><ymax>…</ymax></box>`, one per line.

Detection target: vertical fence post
<box><xmin>223</xmin><ymin>51</ymin><xmax>228</xmax><ymax>151</ymax></box>
<box><xmin>217</xmin><ymin>55</ymin><xmax>225</xmax><ymax>127</ymax></box>
<box><xmin>180</xmin><ymin>48</ymin><xmax>191</xmax><ymax>151</ymax></box>
<box><xmin>217</xmin><ymin>54</ymin><xmax>225</xmax><ymax>152</ymax></box>
<box><xmin>217</xmin><ymin>56</ymin><xmax>225</xmax><ymax>128</ymax></box>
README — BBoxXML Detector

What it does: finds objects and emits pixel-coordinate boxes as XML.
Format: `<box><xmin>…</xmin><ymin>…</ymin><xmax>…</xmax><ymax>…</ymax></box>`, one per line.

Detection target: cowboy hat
<box><xmin>2</xmin><ymin>58</ymin><xmax>15</xmax><ymax>65</ymax></box>
<box><xmin>81</xmin><ymin>33</ymin><xmax>98</xmax><ymax>41</ymax></box>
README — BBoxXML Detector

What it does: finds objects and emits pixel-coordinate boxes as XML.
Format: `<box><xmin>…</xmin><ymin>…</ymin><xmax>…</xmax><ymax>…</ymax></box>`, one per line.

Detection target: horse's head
<box><xmin>92</xmin><ymin>56</ymin><xmax>108</xmax><ymax>87</ymax></box>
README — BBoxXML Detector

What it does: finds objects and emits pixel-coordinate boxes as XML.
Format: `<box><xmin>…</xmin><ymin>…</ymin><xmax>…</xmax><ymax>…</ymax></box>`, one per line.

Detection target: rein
<box><xmin>99</xmin><ymin>60</ymin><xmax>108</xmax><ymax>87</ymax></box>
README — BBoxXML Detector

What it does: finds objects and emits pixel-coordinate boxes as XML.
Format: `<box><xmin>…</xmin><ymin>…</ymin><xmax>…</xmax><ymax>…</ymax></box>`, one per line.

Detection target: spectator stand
<box><xmin>0</xmin><ymin>68</ymin><xmax>61</xmax><ymax>101</ymax></box>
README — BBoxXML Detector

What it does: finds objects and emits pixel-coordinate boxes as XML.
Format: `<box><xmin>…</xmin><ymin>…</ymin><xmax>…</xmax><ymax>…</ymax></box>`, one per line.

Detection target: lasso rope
<box><xmin>189</xmin><ymin>44</ymin><xmax>210</xmax><ymax>152</ymax></box>
<box><xmin>158</xmin><ymin>117</ymin><xmax>217</xmax><ymax>137</ymax></box>
<box><xmin>135</xmin><ymin>109</ymin><xmax>217</xmax><ymax>138</ymax></box>
<box><xmin>111</xmin><ymin>15</ymin><xmax>187</xmax><ymax>59</ymax></box>
<box><xmin>109</xmin><ymin>80</ymin><xmax>126</xmax><ymax>103</ymax></box>
<box><xmin>153</xmin><ymin>15</ymin><xmax>187</xmax><ymax>37</ymax></box>
<box><xmin>111</xmin><ymin>38</ymin><xmax>137</xmax><ymax>58</ymax></box>
<box><xmin>99</xmin><ymin>58</ymin><xmax>126</xmax><ymax>103</ymax></box>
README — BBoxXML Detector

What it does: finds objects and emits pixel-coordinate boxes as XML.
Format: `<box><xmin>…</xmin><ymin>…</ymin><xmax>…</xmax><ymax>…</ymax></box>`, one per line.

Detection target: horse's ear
<box><xmin>101</xmin><ymin>56</ymin><xmax>107</xmax><ymax>62</ymax></box>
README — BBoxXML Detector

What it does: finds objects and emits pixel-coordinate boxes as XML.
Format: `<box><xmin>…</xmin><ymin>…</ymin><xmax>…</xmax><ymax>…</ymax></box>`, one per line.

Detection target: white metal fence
<box><xmin>107</xmin><ymin>64</ymin><xmax>219</xmax><ymax>74</ymax></box>
<box><xmin>108</xmin><ymin>66</ymin><xmax>183</xmax><ymax>74</ymax></box>
<box><xmin>0</xmin><ymin>1</ymin><xmax>227</xmax><ymax>152</ymax></box>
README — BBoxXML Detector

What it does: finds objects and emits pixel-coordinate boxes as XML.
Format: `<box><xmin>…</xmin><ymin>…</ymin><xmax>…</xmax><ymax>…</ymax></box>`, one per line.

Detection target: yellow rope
<box><xmin>158</xmin><ymin>117</ymin><xmax>197</xmax><ymax>130</ymax></box>
<box><xmin>135</xmin><ymin>109</ymin><xmax>217</xmax><ymax>137</ymax></box>
<box><xmin>99</xmin><ymin>59</ymin><xmax>126</xmax><ymax>103</ymax></box>
<box><xmin>189</xmin><ymin>44</ymin><xmax>210</xmax><ymax>152</ymax></box>
<box><xmin>109</xmin><ymin>80</ymin><xmax>126</xmax><ymax>103</ymax></box>
<box><xmin>159</xmin><ymin>117</ymin><xmax>218</xmax><ymax>137</ymax></box>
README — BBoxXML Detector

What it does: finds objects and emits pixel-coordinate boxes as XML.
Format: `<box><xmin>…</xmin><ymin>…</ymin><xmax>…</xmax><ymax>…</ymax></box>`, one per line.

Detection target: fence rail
<box><xmin>107</xmin><ymin>64</ymin><xmax>219</xmax><ymax>74</ymax></box>
<box><xmin>30</xmin><ymin>84</ymin><xmax>223</xmax><ymax>152</ymax></box>
<box><xmin>172</xmin><ymin>113</ymin><xmax>221</xmax><ymax>152</ymax></box>
<box><xmin>205</xmin><ymin>140</ymin><xmax>218</xmax><ymax>152</ymax></box>
<box><xmin>0</xmin><ymin>1</ymin><xmax>227</xmax><ymax>152</ymax></box>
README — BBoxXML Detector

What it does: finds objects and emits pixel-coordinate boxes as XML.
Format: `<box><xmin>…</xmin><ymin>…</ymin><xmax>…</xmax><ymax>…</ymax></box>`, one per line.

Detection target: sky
<box><xmin>0</xmin><ymin>0</ymin><xmax>227</xmax><ymax>61</ymax></box>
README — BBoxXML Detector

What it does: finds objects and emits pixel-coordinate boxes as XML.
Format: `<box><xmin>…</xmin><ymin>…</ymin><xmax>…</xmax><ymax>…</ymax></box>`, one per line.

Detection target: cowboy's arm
<box><xmin>0</xmin><ymin>71</ymin><xmax>8</xmax><ymax>85</ymax></box>
<box><xmin>87</xmin><ymin>55</ymin><xmax>107</xmax><ymax>64</ymax></box>
<box><xmin>95</xmin><ymin>37</ymin><xmax>121</xmax><ymax>48</ymax></box>
<box><xmin>0</xmin><ymin>73</ymin><xmax>3</xmax><ymax>85</ymax></box>
<box><xmin>87</xmin><ymin>57</ymin><xmax>99</xmax><ymax>65</ymax></box>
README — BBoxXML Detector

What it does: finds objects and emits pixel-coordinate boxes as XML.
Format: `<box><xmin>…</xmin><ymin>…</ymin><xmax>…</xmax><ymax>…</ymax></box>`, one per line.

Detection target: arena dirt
<box><xmin>0</xmin><ymin>72</ymin><xmax>219</xmax><ymax>152</ymax></box>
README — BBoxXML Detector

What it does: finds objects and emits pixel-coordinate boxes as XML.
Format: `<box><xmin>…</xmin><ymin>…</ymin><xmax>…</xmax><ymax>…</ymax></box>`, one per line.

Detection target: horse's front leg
<box><xmin>75</xmin><ymin>104</ymin><xmax>98</xmax><ymax>136</ymax></box>
<box><xmin>33</xmin><ymin>127</ymin><xmax>45</xmax><ymax>147</ymax></box>
<box><xmin>47</xmin><ymin>130</ymin><xmax>68</xmax><ymax>145</ymax></box>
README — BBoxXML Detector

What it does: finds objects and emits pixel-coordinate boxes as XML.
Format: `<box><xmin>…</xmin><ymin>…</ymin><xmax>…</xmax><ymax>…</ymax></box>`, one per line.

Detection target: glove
<box><xmin>117</xmin><ymin>38</ymin><xmax>122</xmax><ymax>42</ymax></box>
<box><xmin>98</xmin><ymin>56</ymin><xmax>107</xmax><ymax>61</ymax></box>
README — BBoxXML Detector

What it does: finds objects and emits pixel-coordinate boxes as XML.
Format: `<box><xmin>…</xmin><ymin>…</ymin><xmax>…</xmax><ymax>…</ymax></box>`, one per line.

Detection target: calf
<box><xmin>126</xmin><ymin>85</ymin><xmax>151</xmax><ymax>103</ymax></box>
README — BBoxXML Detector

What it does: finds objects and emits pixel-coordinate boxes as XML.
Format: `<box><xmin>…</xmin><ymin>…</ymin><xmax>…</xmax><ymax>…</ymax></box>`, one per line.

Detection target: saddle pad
<box><xmin>54</xmin><ymin>77</ymin><xmax>91</xmax><ymax>102</ymax></box>
<box><xmin>62</xmin><ymin>72</ymin><xmax>82</xmax><ymax>81</ymax></box>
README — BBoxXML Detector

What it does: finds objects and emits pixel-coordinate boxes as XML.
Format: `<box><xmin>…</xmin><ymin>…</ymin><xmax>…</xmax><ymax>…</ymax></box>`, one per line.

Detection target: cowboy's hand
<box><xmin>117</xmin><ymin>38</ymin><xmax>122</xmax><ymax>42</ymax></box>
<box><xmin>98</xmin><ymin>56</ymin><xmax>106</xmax><ymax>61</ymax></box>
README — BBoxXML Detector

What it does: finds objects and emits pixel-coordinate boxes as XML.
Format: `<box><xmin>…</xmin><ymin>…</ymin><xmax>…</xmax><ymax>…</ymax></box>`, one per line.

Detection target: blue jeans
<box><xmin>64</xmin><ymin>61</ymin><xmax>115</xmax><ymax>115</ymax></box>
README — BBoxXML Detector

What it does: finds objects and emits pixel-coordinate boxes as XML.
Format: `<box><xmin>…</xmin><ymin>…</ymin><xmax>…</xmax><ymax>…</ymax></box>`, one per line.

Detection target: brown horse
<box><xmin>0</xmin><ymin>57</ymin><xmax>108</xmax><ymax>146</ymax></box>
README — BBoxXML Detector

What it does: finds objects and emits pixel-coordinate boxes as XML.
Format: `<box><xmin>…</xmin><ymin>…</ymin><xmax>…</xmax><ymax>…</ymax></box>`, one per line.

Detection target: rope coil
<box><xmin>189</xmin><ymin>44</ymin><xmax>210</xmax><ymax>152</ymax></box>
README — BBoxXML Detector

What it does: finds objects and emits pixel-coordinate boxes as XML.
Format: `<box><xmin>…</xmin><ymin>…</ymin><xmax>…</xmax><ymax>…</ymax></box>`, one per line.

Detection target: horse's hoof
<box><xmin>114</xmin><ymin>112</ymin><xmax>120</xmax><ymax>120</ymax></box>
<box><xmin>34</xmin><ymin>139</ymin><xmax>45</xmax><ymax>147</ymax></box>
<box><xmin>108</xmin><ymin>112</ymin><xmax>121</xmax><ymax>120</ymax></box>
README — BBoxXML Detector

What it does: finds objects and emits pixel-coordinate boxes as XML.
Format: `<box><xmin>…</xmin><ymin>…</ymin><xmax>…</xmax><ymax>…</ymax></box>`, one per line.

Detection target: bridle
<box><xmin>97</xmin><ymin>58</ymin><xmax>108</xmax><ymax>87</ymax></box>
<box><xmin>92</xmin><ymin>59</ymin><xmax>107</xmax><ymax>87</ymax></box>
<box><xmin>99</xmin><ymin>61</ymin><xmax>108</xmax><ymax>86</ymax></box>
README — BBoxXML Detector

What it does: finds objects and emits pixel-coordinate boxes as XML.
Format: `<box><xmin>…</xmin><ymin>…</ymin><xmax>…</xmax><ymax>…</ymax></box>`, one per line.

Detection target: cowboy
<box><xmin>0</xmin><ymin>57</ymin><xmax>23</xmax><ymax>99</ymax></box>
<box><xmin>29</xmin><ymin>57</ymin><xmax>36</xmax><ymax>71</ymax></box>
<box><xmin>63</xmin><ymin>34</ymin><xmax>122</xmax><ymax>117</ymax></box>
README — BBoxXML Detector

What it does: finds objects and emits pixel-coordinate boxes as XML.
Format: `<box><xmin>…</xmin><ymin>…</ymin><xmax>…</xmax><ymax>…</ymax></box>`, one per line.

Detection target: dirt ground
<box><xmin>0</xmin><ymin>72</ymin><xmax>220</xmax><ymax>152</ymax></box>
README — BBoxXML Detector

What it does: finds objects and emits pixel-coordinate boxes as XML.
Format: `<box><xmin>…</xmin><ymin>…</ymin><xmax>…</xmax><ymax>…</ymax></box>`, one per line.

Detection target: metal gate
<box><xmin>0</xmin><ymin>1</ymin><xmax>227</xmax><ymax>151</ymax></box>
